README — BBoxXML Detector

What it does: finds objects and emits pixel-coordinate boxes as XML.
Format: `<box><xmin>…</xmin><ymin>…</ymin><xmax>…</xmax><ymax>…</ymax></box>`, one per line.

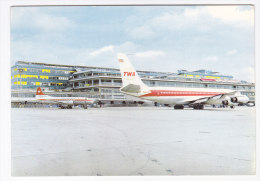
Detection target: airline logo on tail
<box><xmin>36</xmin><ymin>87</ymin><xmax>50</xmax><ymax>99</ymax></box>
<box><xmin>124</xmin><ymin>72</ymin><xmax>135</xmax><ymax>76</ymax></box>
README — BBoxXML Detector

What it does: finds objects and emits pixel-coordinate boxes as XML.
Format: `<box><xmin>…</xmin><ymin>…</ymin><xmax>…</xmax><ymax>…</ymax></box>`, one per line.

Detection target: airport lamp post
<box><xmin>17</xmin><ymin>68</ymin><xmax>24</xmax><ymax>97</ymax></box>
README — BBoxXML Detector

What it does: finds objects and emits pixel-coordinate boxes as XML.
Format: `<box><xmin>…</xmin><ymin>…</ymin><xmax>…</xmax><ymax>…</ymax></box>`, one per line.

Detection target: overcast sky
<box><xmin>11</xmin><ymin>6</ymin><xmax>254</xmax><ymax>82</ymax></box>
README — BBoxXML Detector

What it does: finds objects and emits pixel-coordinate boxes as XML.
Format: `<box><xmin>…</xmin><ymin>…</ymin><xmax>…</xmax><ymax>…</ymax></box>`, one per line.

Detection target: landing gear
<box><xmin>97</xmin><ymin>101</ymin><xmax>103</xmax><ymax>108</ymax></box>
<box><xmin>174</xmin><ymin>105</ymin><xmax>184</xmax><ymax>109</ymax></box>
<box><xmin>230</xmin><ymin>105</ymin><xmax>235</xmax><ymax>109</ymax></box>
<box><xmin>193</xmin><ymin>104</ymin><xmax>204</xmax><ymax>110</ymax></box>
<box><xmin>60</xmin><ymin>105</ymin><xmax>73</xmax><ymax>109</ymax></box>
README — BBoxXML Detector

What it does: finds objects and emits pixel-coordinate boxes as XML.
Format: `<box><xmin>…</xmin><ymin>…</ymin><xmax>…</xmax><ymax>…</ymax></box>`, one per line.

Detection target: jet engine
<box><xmin>230</xmin><ymin>95</ymin><xmax>249</xmax><ymax>104</ymax></box>
<box><xmin>222</xmin><ymin>100</ymin><xmax>230</xmax><ymax>106</ymax></box>
<box><xmin>221</xmin><ymin>96</ymin><xmax>232</xmax><ymax>106</ymax></box>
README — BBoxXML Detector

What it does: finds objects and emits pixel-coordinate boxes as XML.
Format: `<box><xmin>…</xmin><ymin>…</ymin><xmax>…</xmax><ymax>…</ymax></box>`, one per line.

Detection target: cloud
<box><xmin>202</xmin><ymin>56</ymin><xmax>218</xmax><ymax>62</ymax></box>
<box><xmin>11</xmin><ymin>7</ymin><xmax>74</xmax><ymax>32</ymax></box>
<box><xmin>226</xmin><ymin>49</ymin><xmax>237</xmax><ymax>55</ymax></box>
<box><xmin>232</xmin><ymin>66</ymin><xmax>255</xmax><ymax>83</ymax></box>
<box><xmin>126</xmin><ymin>8</ymin><xmax>208</xmax><ymax>39</ymax></box>
<box><xmin>205</xmin><ymin>6</ymin><xmax>254</xmax><ymax>26</ymax></box>
<box><xmin>90</xmin><ymin>45</ymin><xmax>115</xmax><ymax>56</ymax></box>
<box><xmin>127</xmin><ymin>6</ymin><xmax>254</xmax><ymax>39</ymax></box>
<box><xmin>127</xmin><ymin>25</ymin><xmax>156</xmax><ymax>39</ymax></box>
<box><xmin>115</xmin><ymin>41</ymin><xmax>137</xmax><ymax>54</ymax></box>
<box><xmin>11</xmin><ymin>40</ymin><xmax>79</xmax><ymax>65</ymax></box>
<box><xmin>242</xmin><ymin>67</ymin><xmax>255</xmax><ymax>83</ymax></box>
<box><xmin>135</xmin><ymin>50</ymin><xmax>165</xmax><ymax>58</ymax></box>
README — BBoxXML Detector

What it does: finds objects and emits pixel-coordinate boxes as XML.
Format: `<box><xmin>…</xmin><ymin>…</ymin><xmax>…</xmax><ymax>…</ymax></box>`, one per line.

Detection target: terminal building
<box><xmin>11</xmin><ymin>61</ymin><xmax>255</xmax><ymax>104</ymax></box>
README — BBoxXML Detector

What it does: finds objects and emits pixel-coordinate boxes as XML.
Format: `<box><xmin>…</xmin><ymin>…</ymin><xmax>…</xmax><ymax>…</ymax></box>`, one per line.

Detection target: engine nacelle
<box><xmin>222</xmin><ymin>100</ymin><xmax>230</xmax><ymax>106</ymax></box>
<box><xmin>221</xmin><ymin>96</ymin><xmax>233</xmax><ymax>106</ymax></box>
<box><xmin>230</xmin><ymin>96</ymin><xmax>249</xmax><ymax>104</ymax></box>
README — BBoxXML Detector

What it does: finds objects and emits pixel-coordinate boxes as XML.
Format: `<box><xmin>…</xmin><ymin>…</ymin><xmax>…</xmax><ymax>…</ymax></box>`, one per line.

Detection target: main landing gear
<box><xmin>174</xmin><ymin>105</ymin><xmax>184</xmax><ymax>109</ymax></box>
<box><xmin>193</xmin><ymin>104</ymin><xmax>204</xmax><ymax>110</ymax></box>
<box><xmin>173</xmin><ymin>104</ymin><xmax>204</xmax><ymax>110</ymax></box>
<box><xmin>60</xmin><ymin>105</ymin><xmax>73</xmax><ymax>109</ymax></box>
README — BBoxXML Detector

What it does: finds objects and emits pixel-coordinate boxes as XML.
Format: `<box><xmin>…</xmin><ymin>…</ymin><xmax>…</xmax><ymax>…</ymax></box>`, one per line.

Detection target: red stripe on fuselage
<box><xmin>140</xmin><ymin>90</ymin><xmax>224</xmax><ymax>97</ymax></box>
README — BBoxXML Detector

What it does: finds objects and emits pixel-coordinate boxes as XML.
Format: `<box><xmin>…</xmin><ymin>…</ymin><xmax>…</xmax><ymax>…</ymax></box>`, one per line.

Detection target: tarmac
<box><xmin>11</xmin><ymin>106</ymin><xmax>256</xmax><ymax>176</ymax></box>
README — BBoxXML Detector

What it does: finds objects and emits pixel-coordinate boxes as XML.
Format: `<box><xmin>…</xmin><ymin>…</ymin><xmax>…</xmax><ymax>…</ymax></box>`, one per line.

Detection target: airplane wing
<box><xmin>187</xmin><ymin>91</ymin><xmax>238</xmax><ymax>105</ymax></box>
<box><xmin>190</xmin><ymin>94</ymin><xmax>225</xmax><ymax>104</ymax></box>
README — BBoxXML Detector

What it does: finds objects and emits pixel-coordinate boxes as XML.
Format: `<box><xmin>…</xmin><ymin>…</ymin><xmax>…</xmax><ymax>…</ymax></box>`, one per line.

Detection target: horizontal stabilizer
<box><xmin>120</xmin><ymin>84</ymin><xmax>141</xmax><ymax>93</ymax></box>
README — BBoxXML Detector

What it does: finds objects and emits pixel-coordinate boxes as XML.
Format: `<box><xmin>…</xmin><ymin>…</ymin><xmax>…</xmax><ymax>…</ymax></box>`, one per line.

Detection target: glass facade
<box><xmin>11</xmin><ymin>61</ymin><xmax>75</xmax><ymax>90</ymax></box>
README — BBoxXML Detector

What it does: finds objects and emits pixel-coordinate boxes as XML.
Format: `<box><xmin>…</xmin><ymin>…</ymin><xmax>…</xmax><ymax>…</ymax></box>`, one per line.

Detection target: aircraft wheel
<box><xmin>193</xmin><ymin>105</ymin><xmax>199</xmax><ymax>109</ymax></box>
<box><xmin>194</xmin><ymin>104</ymin><xmax>204</xmax><ymax>110</ymax></box>
<box><xmin>230</xmin><ymin>105</ymin><xmax>235</xmax><ymax>109</ymax></box>
<box><xmin>199</xmin><ymin>104</ymin><xmax>204</xmax><ymax>109</ymax></box>
<box><xmin>174</xmin><ymin>105</ymin><xmax>184</xmax><ymax>109</ymax></box>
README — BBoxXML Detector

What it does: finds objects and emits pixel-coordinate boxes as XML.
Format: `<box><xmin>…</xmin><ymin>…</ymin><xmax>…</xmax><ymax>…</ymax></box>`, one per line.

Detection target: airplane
<box><xmin>35</xmin><ymin>87</ymin><xmax>96</xmax><ymax>109</ymax></box>
<box><xmin>117</xmin><ymin>53</ymin><xmax>249</xmax><ymax>110</ymax></box>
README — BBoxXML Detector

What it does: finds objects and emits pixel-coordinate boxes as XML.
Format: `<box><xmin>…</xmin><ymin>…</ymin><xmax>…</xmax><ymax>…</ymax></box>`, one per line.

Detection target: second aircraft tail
<box><xmin>36</xmin><ymin>87</ymin><xmax>50</xmax><ymax>98</ymax></box>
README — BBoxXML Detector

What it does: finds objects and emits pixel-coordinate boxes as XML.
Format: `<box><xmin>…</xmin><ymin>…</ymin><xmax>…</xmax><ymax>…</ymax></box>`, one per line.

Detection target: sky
<box><xmin>11</xmin><ymin>6</ymin><xmax>255</xmax><ymax>82</ymax></box>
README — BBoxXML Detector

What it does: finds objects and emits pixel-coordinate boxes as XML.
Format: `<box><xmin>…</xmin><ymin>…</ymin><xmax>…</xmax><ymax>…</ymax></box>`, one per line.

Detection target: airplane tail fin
<box><xmin>36</xmin><ymin>87</ymin><xmax>45</xmax><ymax>95</ymax></box>
<box><xmin>36</xmin><ymin>87</ymin><xmax>50</xmax><ymax>98</ymax></box>
<box><xmin>117</xmin><ymin>53</ymin><xmax>147</xmax><ymax>89</ymax></box>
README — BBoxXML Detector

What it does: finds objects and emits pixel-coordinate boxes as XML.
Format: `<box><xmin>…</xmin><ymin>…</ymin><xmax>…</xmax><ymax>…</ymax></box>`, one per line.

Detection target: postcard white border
<box><xmin>0</xmin><ymin>0</ymin><xmax>259</xmax><ymax>181</ymax></box>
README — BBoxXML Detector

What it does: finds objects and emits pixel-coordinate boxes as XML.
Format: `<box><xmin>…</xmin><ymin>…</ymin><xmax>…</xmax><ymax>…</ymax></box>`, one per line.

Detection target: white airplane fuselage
<box><xmin>34</xmin><ymin>87</ymin><xmax>95</xmax><ymax>106</ymax></box>
<box><xmin>36</xmin><ymin>95</ymin><xmax>94</xmax><ymax>105</ymax></box>
<box><xmin>122</xmin><ymin>86</ymin><xmax>234</xmax><ymax>105</ymax></box>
